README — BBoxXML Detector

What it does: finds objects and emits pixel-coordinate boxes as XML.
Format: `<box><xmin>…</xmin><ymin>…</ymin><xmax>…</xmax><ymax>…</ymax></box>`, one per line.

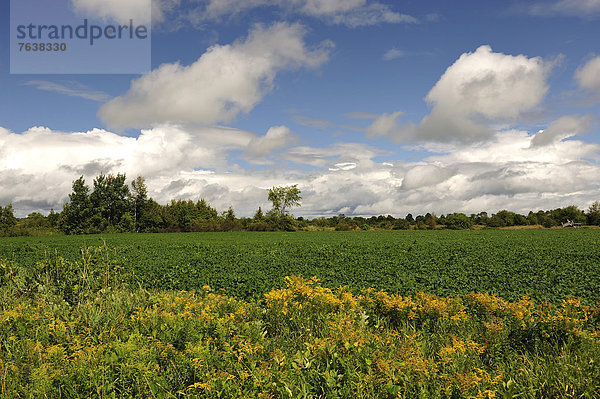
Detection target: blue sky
<box><xmin>1</xmin><ymin>0</ymin><xmax>600</xmax><ymax>217</ymax></box>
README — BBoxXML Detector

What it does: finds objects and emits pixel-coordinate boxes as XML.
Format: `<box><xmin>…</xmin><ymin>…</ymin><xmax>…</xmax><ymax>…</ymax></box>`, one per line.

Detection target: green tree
<box><xmin>223</xmin><ymin>206</ymin><xmax>236</xmax><ymax>221</ymax></box>
<box><xmin>267</xmin><ymin>185</ymin><xmax>302</xmax><ymax>216</ymax></box>
<box><xmin>559</xmin><ymin>205</ymin><xmax>586</xmax><ymax>224</ymax></box>
<box><xmin>166</xmin><ymin>200</ymin><xmax>199</xmax><ymax>231</ymax></box>
<box><xmin>392</xmin><ymin>218</ymin><xmax>410</xmax><ymax>230</ymax></box>
<box><xmin>196</xmin><ymin>199</ymin><xmax>218</xmax><ymax>220</ymax></box>
<box><xmin>90</xmin><ymin>173</ymin><xmax>131</xmax><ymax>230</ymax></box>
<box><xmin>587</xmin><ymin>201</ymin><xmax>600</xmax><ymax>226</ymax></box>
<box><xmin>0</xmin><ymin>204</ymin><xmax>18</xmax><ymax>232</ymax></box>
<box><xmin>445</xmin><ymin>213</ymin><xmax>473</xmax><ymax>230</ymax></box>
<box><xmin>130</xmin><ymin>176</ymin><xmax>148</xmax><ymax>232</ymax></box>
<box><xmin>47</xmin><ymin>209</ymin><xmax>59</xmax><ymax>228</ymax></box>
<box><xmin>19</xmin><ymin>212</ymin><xmax>49</xmax><ymax>229</ymax></box>
<box><xmin>253</xmin><ymin>207</ymin><xmax>264</xmax><ymax>221</ymax></box>
<box><xmin>60</xmin><ymin>176</ymin><xmax>92</xmax><ymax>234</ymax></box>
<box><xmin>425</xmin><ymin>213</ymin><xmax>436</xmax><ymax>229</ymax></box>
<box><xmin>138</xmin><ymin>199</ymin><xmax>164</xmax><ymax>232</ymax></box>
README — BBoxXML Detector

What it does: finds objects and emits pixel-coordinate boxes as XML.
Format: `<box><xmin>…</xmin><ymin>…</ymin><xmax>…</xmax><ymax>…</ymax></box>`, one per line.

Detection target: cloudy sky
<box><xmin>1</xmin><ymin>0</ymin><xmax>600</xmax><ymax>218</ymax></box>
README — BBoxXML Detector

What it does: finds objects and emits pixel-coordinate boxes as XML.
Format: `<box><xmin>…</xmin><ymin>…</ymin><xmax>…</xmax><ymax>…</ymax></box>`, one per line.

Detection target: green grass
<box><xmin>1</xmin><ymin>229</ymin><xmax>599</xmax><ymax>303</ymax></box>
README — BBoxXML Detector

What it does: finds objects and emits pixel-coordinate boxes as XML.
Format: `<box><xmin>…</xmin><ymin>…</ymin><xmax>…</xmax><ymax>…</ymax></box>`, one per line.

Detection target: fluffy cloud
<box><xmin>418</xmin><ymin>130</ymin><xmax>600</xmax><ymax>211</ymax></box>
<box><xmin>575</xmin><ymin>56</ymin><xmax>600</xmax><ymax>95</ymax></box>
<box><xmin>0</xmin><ymin>124</ymin><xmax>290</xmax><ymax>215</ymax></box>
<box><xmin>530</xmin><ymin>115</ymin><xmax>594</xmax><ymax>147</ymax></box>
<box><xmin>365</xmin><ymin>111</ymin><xmax>416</xmax><ymax>142</ymax></box>
<box><xmin>401</xmin><ymin>164</ymin><xmax>455</xmax><ymax>190</ymax></box>
<box><xmin>2</xmin><ymin>124</ymin><xmax>599</xmax><ymax>218</ymax></box>
<box><xmin>99</xmin><ymin>23</ymin><xmax>332</xmax><ymax>129</ymax></box>
<box><xmin>418</xmin><ymin>45</ymin><xmax>551</xmax><ymax>143</ymax></box>
<box><xmin>245</xmin><ymin>126</ymin><xmax>297</xmax><ymax>160</ymax></box>
<box><xmin>428</xmin><ymin>45</ymin><xmax>550</xmax><ymax>121</ymax></box>
<box><xmin>364</xmin><ymin>46</ymin><xmax>553</xmax><ymax>144</ymax></box>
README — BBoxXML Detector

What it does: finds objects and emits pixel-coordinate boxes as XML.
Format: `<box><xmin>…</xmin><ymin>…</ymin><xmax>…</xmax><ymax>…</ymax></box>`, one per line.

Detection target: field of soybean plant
<box><xmin>1</xmin><ymin>229</ymin><xmax>600</xmax><ymax>303</ymax></box>
<box><xmin>2</xmin><ymin>229</ymin><xmax>600</xmax><ymax>398</ymax></box>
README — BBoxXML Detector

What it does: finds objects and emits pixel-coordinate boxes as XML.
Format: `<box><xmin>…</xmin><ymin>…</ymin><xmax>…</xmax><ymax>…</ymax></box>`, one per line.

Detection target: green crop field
<box><xmin>2</xmin><ymin>229</ymin><xmax>599</xmax><ymax>303</ymax></box>
<box><xmin>3</xmin><ymin>229</ymin><xmax>600</xmax><ymax>397</ymax></box>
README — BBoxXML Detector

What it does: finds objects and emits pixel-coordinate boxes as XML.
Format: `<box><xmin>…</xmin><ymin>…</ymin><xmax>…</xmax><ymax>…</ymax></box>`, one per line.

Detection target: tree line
<box><xmin>0</xmin><ymin>173</ymin><xmax>599</xmax><ymax>236</ymax></box>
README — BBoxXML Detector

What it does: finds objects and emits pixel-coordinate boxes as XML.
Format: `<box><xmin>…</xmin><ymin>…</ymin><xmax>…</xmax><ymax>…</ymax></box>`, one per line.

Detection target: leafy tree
<box><xmin>118</xmin><ymin>212</ymin><xmax>135</xmax><ymax>232</ymax></box>
<box><xmin>445</xmin><ymin>213</ymin><xmax>473</xmax><ymax>230</ymax></box>
<box><xmin>196</xmin><ymin>199</ymin><xmax>218</xmax><ymax>220</ymax></box>
<box><xmin>130</xmin><ymin>176</ymin><xmax>148</xmax><ymax>232</ymax></box>
<box><xmin>405</xmin><ymin>213</ymin><xmax>414</xmax><ymax>224</ymax></box>
<box><xmin>485</xmin><ymin>214</ymin><xmax>506</xmax><ymax>228</ymax></box>
<box><xmin>495</xmin><ymin>210</ymin><xmax>515</xmax><ymax>226</ymax></box>
<box><xmin>513</xmin><ymin>213</ymin><xmax>527</xmax><ymax>226</ymax></box>
<box><xmin>559</xmin><ymin>205</ymin><xmax>586</xmax><ymax>224</ymax></box>
<box><xmin>253</xmin><ymin>207</ymin><xmax>264</xmax><ymax>221</ymax></box>
<box><xmin>392</xmin><ymin>218</ymin><xmax>410</xmax><ymax>230</ymax></box>
<box><xmin>415</xmin><ymin>221</ymin><xmax>428</xmax><ymax>230</ymax></box>
<box><xmin>587</xmin><ymin>201</ymin><xmax>600</xmax><ymax>226</ymax></box>
<box><xmin>0</xmin><ymin>204</ymin><xmax>18</xmax><ymax>232</ymax></box>
<box><xmin>47</xmin><ymin>209</ymin><xmax>59</xmax><ymax>228</ymax></box>
<box><xmin>90</xmin><ymin>173</ymin><xmax>131</xmax><ymax>229</ymax></box>
<box><xmin>268</xmin><ymin>185</ymin><xmax>302</xmax><ymax>216</ymax></box>
<box><xmin>166</xmin><ymin>200</ymin><xmax>199</xmax><ymax>231</ymax></box>
<box><xmin>61</xmin><ymin>176</ymin><xmax>92</xmax><ymax>234</ymax></box>
<box><xmin>537</xmin><ymin>211</ymin><xmax>556</xmax><ymax>228</ymax></box>
<box><xmin>526</xmin><ymin>211</ymin><xmax>539</xmax><ymax>226</ymax></box>
<box><xmin>425</xmin><ymin>213</ymin><xmax>436</xmax><ymax>229</ymax></box>
<box><xmin>472</xmin><ymin>212</ymin><xmax>489</xmax><ymax>225</ymax></box>
<box><xmin>223</xmin><ymin>206</ymin><xmax>236</xmax><ymax>221</ymax></box>
<box><xmin>19</xmin><ymin>212</ymin><xmax>50</xmax><ymax>229</ymax></box>
<box><xmin>138</xmin><ymin>199</ymin><xmax>164</xmax><ymax>232</ymax></box>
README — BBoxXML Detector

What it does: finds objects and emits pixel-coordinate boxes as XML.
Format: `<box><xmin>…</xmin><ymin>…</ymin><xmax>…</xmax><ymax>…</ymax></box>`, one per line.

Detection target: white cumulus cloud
<box><xmin>245</xmin><ymin>126</ymin><xmax>297</xmax><ymax>160</ymax></box>
<box><xmin>99</xmin><ymin>22</ymin><xmax>332</xmax><ymax>130</ymax></box>
<box><xmin>575</xmin><ymin>55</ymin><xmax>600</xmax><ymax>95</ymax></box>
<box><xmin>530</xmin><ymin>115</ymin><xmax>594</xmax><ymax>147</ymax></box>
<box><xmin>2</xmin><ymin>124</ymin><xmax>599</xmax><ymax>219</ymax></box>
<box><xmin>419</xmin><ymin>45</ymin><xmax>551</xmax><ymax>143</ymax></box>
<box><xmin>363</xmin><ymin>46</ymin><xmax>554</xmax><ymax>144</ymax></box>
<box><xmin>365</xmin><ymin>111</ymin><xmax>417</xmax><ymax>142</ymax></box>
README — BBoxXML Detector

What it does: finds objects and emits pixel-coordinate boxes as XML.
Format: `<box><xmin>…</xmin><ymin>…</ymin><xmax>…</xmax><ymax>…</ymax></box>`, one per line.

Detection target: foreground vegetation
<box><xmin>1</xmin><ymin>247</ymin><xmax>599</xmax><ymax>398</ymax></box>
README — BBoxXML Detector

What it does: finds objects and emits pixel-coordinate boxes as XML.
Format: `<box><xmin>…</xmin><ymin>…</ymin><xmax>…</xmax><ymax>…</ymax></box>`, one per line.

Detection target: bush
<box><xmin>445</xmin><ymin>213</ymin><xmax>473</xmax><ymax>230</ymax></box>
<box><xmin>392</xmin><ymin>219</ymin><xmax>410</xmax><ymax>230</ymax></box>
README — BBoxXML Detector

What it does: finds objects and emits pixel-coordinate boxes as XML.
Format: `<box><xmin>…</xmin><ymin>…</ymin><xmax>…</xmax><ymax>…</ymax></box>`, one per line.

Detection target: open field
<box><xmin>1</xmin><ymin>229</ymin><xmax>600</xmax><ymax>303</ymax></box>
<box><xmin>2</xmin><ymin>230</ymin><xmax>600</xmax><ymax>397</ymax></box>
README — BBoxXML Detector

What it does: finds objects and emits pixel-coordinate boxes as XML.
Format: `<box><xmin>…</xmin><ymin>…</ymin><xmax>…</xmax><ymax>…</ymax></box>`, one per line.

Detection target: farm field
<box><xmin>1</xmin><ymin>229</ymin><xmax>600</xmax><ymax>303</ymax></box>
<box><xmin>2</xmin><ymin>230</ymin><xmax>600</xmax><ymax>397</ymax></box>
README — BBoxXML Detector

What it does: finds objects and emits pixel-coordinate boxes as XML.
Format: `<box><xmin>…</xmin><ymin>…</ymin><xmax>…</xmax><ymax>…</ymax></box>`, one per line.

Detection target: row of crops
<box><xmin>1</xmin><ymin>229</ymin><xmax>599</xmax><ymax>303</ymax></box>
<box><xmin>2</xmin><ymin>230</ymin><xmax>600</xmax><ymax>397</ymax></box>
